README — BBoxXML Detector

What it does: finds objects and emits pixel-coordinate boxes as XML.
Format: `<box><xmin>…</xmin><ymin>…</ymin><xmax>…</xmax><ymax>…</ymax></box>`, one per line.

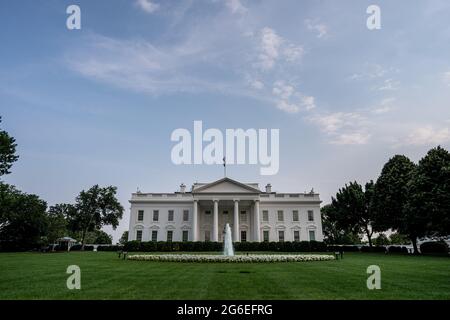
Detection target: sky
<box><xmin>1</xmin><ymin>0</ymin><xmax>450</xmax><ymax>243</ymax></box>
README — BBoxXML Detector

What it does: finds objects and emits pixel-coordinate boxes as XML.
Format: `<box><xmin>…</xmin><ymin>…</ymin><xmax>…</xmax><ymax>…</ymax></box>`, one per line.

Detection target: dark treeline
<box><xmin>0</xmin><ymin>117</ymin><xmax>122</xmax><ymax>251</ymax></box>
<box><xmin>322</xmin><ymin>147</ymin><xmax>450</xmax><ymax>254</ymax></box>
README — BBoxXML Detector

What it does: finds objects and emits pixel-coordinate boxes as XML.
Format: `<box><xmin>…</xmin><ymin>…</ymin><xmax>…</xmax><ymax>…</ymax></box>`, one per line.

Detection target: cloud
<box><xmin>135</xmin><ymin>0</ymin><xmax>160</xmax><ymax>13</ymax></box>
<box><xmin>372</xmin><ymin>97</ymin><xmax>395</xmax><ymax>114</ymax></box>
<box><xmin>309</xmin><ymin>112</ymin><xmax>370</xmax><ymax>145</ymax></box>
<box><xmin>331</xmin><ymin>132</ymin><xmax>371</xmax><ymax>145</ymax></box>
<box><xmin>255</xmin><ymin>27</ymin><xmax>303</xmax><ymax>70</ymax></box>
<box><xmin>272</xmin><ymin>81</ymin><xmax>315</xmax><ymax>113</ymax></box>
<box><xmin>401</xmin><ymin>126</ymin><xmax>450</xmax><ymax>146</ymax></box>
<box><xmin>377</xmin><ymin>78</ymin><xmax>399</xmax><ymax>91</ymax></box>
<box><xmin>225</xmin><ymin>0</ymin><xmax>247</xmax><ymax>15</ymax></box>
<box><xmin>443</xmin><ymin>71</ymin><xmax>450</xmax><ymax>86</ymax></box>
<box><xmin>305</xmin><ymin>19</ymin><xmax>328</xmax><ymax>38</ymax></box>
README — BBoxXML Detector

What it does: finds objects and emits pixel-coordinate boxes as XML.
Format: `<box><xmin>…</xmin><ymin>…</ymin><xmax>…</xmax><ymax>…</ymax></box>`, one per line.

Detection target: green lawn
<box><xmin>0</xmin><ymin>251</ymin><xmax>448</xmax><ymax>299</ymax></box>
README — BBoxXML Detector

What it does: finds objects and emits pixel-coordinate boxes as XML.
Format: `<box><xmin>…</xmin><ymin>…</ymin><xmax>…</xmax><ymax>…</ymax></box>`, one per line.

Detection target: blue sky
<box><xmin>1</xmin><ymin>0</ymin><xmax>450</xmax><ymax>242</ymax></box>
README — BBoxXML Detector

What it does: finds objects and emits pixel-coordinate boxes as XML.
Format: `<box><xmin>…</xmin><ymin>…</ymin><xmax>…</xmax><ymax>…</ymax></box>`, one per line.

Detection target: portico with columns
<box><xmin>191</xmin><ymin>178</ymin><xmax>262</xmax><ymax>242</ymax></box>
<box><xmin>128</xmin><ymin>177</ymin><xmax>323</xmax><ymax>243</ymax></box>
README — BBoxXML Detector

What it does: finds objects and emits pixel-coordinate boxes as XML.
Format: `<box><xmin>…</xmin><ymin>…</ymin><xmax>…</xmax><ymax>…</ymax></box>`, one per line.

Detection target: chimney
<box><xmin>265</xmin><ymin>183</ymin><xmax>272</xmax><ymax>193</ymax></box>
<box><xmin>180</xmin><ymin>183</ymin><xmax>186</xmax><ymax>193</ymax></box>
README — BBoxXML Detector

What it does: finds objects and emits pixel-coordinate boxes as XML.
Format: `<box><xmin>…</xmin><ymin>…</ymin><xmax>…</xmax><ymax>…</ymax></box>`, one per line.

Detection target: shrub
<box><xmin>360</xmin><ymin>246</ymin><xmax>386</xmax><ymax>253</ymax></box>
<box><xmin>387</xmin><ymin>246</ymin><xmax>408</xmax><ymax>254</ymax></box>
<box><xmin>420</xmin><ymin>241</ymin><xmax>449</xmax><ymax>255</ymax></box>
<box><xmin>121</xmin><ymin>240</ymin><xmax>329</xmax><ymax>252</ymax></box>
<box><xmin>124</xmin><ymin>240</ymin><xmax>140</xmax><ymax>252</ymax></box>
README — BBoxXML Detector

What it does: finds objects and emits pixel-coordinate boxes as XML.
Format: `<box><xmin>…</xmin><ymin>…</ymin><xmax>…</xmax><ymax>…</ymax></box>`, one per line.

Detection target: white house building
<box><xmin>128</xmin><ymin>177</ymin><xmax>324</xmax><ymax>243</ymax></box>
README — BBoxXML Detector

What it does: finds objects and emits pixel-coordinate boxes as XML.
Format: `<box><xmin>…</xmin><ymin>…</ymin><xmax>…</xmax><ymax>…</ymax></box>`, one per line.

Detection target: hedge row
<box><xmin>123</xmin><ymin>240</ymin><xmax>328</xmax><ymax>252</ymax></box>
<box><xmin>420</xmin><ymin>241</ymin><xmax>449</xmax><ymax>254</ymax></box>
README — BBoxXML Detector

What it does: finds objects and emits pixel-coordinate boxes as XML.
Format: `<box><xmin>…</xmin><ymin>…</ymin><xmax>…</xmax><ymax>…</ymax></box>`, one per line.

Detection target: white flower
<box><xmin>127</xmin><ymin>254</ymin><xmax>335</xmax><ymax>263</ymax></box>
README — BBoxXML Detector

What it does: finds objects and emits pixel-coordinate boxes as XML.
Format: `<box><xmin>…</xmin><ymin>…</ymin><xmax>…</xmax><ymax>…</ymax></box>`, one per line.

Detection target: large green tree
<box><xmin>321</xmin><ymin>204</ymin><xmax>361</xmax><ymax>244</ymax></box>
<box><xmin>0</xmin><ymin>117</ymin><xmax>19</xmax><ymax>177</ymax></box>
<box><xmin>0</xmin><ymin>183</ymin><xmax>48</xmax><ymax>250</ymax></box>
<box><xmin>66</xmin><ymin>185</ymin><xmax>123</xmax><ymax>249</ymax></box>
<box><xmin>45</xmin><ymin>204</ymin><xmax>72</xmax><ymax>245</ymax></box>
<box><xmin>119</xmin><ymin>231</ymin><xmax>129</xmax><ymax>245</ymax></box>
<box><xmin>330</xmin><ymin>181</ymin><xmax>375</xmax><ymax>247</ymax></box>
<box><xmin>404</xmin><ymin>146</ymin><xmax>450</xmax><ymax>253</ymax></box>
<box><xmin>371</xmin><ymin>155</ymin><xmax>416</xmax><ymax>232</ymax></box>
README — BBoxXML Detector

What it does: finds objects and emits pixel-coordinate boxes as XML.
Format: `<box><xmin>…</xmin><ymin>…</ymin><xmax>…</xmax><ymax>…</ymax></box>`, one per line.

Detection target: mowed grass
<box><xmin>0</xmin><ymin>251</ymin><xmax>449</xmax><ymax>300</ymax></box>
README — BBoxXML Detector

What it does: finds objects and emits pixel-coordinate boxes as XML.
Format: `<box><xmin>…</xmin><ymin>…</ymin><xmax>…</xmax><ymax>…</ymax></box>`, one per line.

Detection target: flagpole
<box><xmin>223</xmin><ymin>157</ymin><xmax>226</xmax><ymax>177</ymax></box>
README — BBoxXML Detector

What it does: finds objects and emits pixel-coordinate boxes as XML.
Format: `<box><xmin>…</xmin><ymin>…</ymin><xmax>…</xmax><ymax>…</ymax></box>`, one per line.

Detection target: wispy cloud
<box><xmin>135</xmin><ymin>0</ymin><xmax>160</xmax><ymax>14</ymax></box>
<box><xmin>308</xmin><ymin>112</ymin><xmax>370</xmax><ymax>145</ymax></box>
<box><xmin>224</xmin><ymin>0</ymin><xmax>247</xmax><ymax>15</ymax></box>
<box><xmin>371</xmin><ymin>97</ymin><xmax>395</xmax><ymax>114</ymax></box>
<box><xmin>443</xmin><ymin>71</ymin><xmax>450</xmax><ymax>86</ymax></box>
<box><xmin>400</xmin><ymin>126</ymin><xmax>450</xmax><ymax>146</ymax></box>
<box><xmin>305</xmin><ymin>19</ymin><xmax>328</xmax><ymax>38</ymax></box>
<box><xmin>254</xmin><ymin>27</ymin><xmax>303</xmax><ymax>71</ymax></box>
<box><xmin>272</xmin><ymin>81</ymin><xmax>316</xmax><ymax>113</ymax></box>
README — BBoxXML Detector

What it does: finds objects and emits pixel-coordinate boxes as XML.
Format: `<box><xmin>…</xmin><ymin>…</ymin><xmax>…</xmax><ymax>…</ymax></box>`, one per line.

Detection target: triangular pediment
<box><xmin>193</xmin><ymin>178</ymin><xmax>261</xmax><ymax>194</ymax></box>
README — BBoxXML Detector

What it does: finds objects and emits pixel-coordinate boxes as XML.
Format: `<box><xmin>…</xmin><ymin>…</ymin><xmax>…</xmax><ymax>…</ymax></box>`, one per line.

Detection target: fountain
<box><xmin>223</xmin><ymin>223</ymin><xmax>234</xmax><ymax>256</ymax></box>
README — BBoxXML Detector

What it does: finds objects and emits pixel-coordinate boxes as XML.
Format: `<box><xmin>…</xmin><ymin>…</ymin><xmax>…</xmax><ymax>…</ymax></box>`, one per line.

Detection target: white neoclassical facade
<box><xmin>128</xmin><ymin>177</ymin><xmax>323</xmax><ymax>243</ymax></box>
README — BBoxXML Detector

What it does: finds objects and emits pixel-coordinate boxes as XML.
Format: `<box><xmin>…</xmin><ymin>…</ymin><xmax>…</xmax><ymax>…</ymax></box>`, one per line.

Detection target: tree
<box><xmin>371</xmin><ymin>155</ymin><xmax>416</xmax><ymax>232</ymax></box>
<box><xmin>45</xmin><ymin>204</ymin><xmax>72</xmax><ymax>245</ymax></box>
<box><xmin>389</xmin><ymin>232</ymin><xmax>409</xmax><ymax>245</ymax></box>
<box><xmin>321</xmin><ymin>204</ymin><xmax>361</xmax><ymax>244</ymax></box>
<box><xmin>330</xmin><ymin>181</ymin><xmax>375</xmax><ymax>246</ymax></box>
<box><xmin>66</xmin><ymin>185</ymin><xmax>123</xmax><ymax>249</ymax></box>
<box><xmin>373</xmin><ymin>233</ymin><xmax>390</xmax><ymax>246</ymax></box>
<box><xmin>93</xmin><ymin>230</ymin><xmax>112</xmax><ymax>244</ymax></box>
<box><xmin>119</xmin><ymin>231</ymin><xmax>129</xmax><ymax>245</ymax></box>
<box><xmin>0</xmin><ymin>117</ymin><xmax>19</xmax><ymax>177</ymax></box>
<box><xmin>0</xmin><ymin>182</ymin><xmax>48</xmax><ymax>250</ymax></box>
<box><xmin>404</xmin><ymin>146</ymin><xmax>450</xmax><ymax>253</ymax></box>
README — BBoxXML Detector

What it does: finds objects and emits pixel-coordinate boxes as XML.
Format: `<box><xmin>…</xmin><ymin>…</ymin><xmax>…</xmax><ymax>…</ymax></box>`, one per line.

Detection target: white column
<box><xmin>213</xmin><ymin>200</ymin><xmax>219</xmax><ymax>242</ymax></box>
<box><xmin>193</xmin><ymin>200</ymin><xmax>198</xmax><ymax>241</ymax></box>
<box><xmin>254</xmin><ymin>200</ymin><xmax>261</xmax><ymax>242</ymax></box>
<box><xmin>233</xmin><ymin>199</ymin><xmax>239</xmax><ymax>242</ymax></box>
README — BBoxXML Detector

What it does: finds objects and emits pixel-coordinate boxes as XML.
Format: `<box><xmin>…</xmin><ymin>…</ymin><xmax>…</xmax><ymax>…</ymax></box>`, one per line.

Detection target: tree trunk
<box><xmin>80</xmin><ymin>229</ymin><xmax>87</xmax><ymax>251</ymax></box>
<box><xmin>411</xmin><ymin>236</ymin><xmax>419</xmax><ymax>255</ymax></box>
<box><xmin>365</xmin><ymin>227</ymin><xmax>373</xmax><ymax>247</ymax></box>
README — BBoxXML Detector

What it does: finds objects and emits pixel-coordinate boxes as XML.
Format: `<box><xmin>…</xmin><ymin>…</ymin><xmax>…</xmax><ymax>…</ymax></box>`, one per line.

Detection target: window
<box><xmin>204</xmin><ymin>230</ymin><xmax>210</xmax><ymax>242</ymax></box>
<box><xmin>151</xmin><ymin>230</ymin><xmax>158</xmax><ymax>242</ymax></box>
<box><xmin>241</xmin><ymin>230</ymin><xmax>247</xmax><ymax>242</ymax></box>
<box><xmin>168</xmin><ymin>210</ymin><xmax>174</xmax><ymax>222</ymax></box>
<box><xmin>223</xmin><ymin>210</ymin><xmax>228</xmax><ymax>215</ymax></box>
<box><xmin>136</xmin><ymin>230</ymin><xmax>142</xmax><ymax>241</ymax></box>
<box><xmin>277</xmin><ymin>210</ymin><xmax>284</xmax><ymax>222</ymax></box>
<box><xmin>137</xmin><ymin>210</ymin><xmax>144</xmax><ymax>221</ymax></box>
<box><xmin>278</xmin><ymin>230</ymin><xmax>285</xmax><ymax>242</ymax></box>
<box><xmin>294</xmin><ymin>230</ymin><xmax>300</xmax><ymax>242</ymax></box>
<box><xmin>153</xmin><ymin>210</ymin><xmax>159</xmax><ymax>221</ymax></box>
<box><xmin>240</xmin><ymin>211</ymin><xmax>247</xmax><ymax>222</ymax></box>
<box><xmin>205</xmin><ymin>210</ymin><xmax>211</xmax><ymax>215</ymax></box>
<box><xmin>182</xmin><ymin>230</ymin><xmax>189</xmax><ymax>242</ymax></box>
<box><xmin>309</xmin><ymin>230</ymin><xmax>316</xmax><ymax>241</ymax></box>
<box><xmin>167</xmin><ymin>230</ymin><xmax>173</xmax><ymax>242</ymax></box>
<box><xmin>262</xmin><ymin>210</ymin><xmax>269</xmax><ymax>222</ymax></box>
<box><xmin>183</xmin><ymin>210</ymin><xmax>189</xmax><ymax>221</ymax></box>
<box><xmin>263</xmin><ymin>230</ymin><xmax>269</xmax><ymax>242</ymax></box>
<box><xmin>308</xmin><ymin>210</ymin><xmax>314</xmax><ymax>222</ymax></box>
<box><xmin>292</xmin><ymin>210</ymin><xmax>299</xmax><ymax>222</ymax></box>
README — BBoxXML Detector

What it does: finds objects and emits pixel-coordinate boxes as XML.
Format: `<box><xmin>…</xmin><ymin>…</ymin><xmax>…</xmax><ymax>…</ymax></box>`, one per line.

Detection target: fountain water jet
<box><xmin>223</xmin><ymin>223</ymin><xmax>234</xmax><ymax>256</ymax></box>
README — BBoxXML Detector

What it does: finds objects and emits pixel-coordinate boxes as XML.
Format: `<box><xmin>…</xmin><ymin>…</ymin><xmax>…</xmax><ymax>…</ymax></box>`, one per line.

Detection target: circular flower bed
<box><xmin>127</xmin><ymin>254</ymin><xmax>335</xmax><ymax>263</ymax></box>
